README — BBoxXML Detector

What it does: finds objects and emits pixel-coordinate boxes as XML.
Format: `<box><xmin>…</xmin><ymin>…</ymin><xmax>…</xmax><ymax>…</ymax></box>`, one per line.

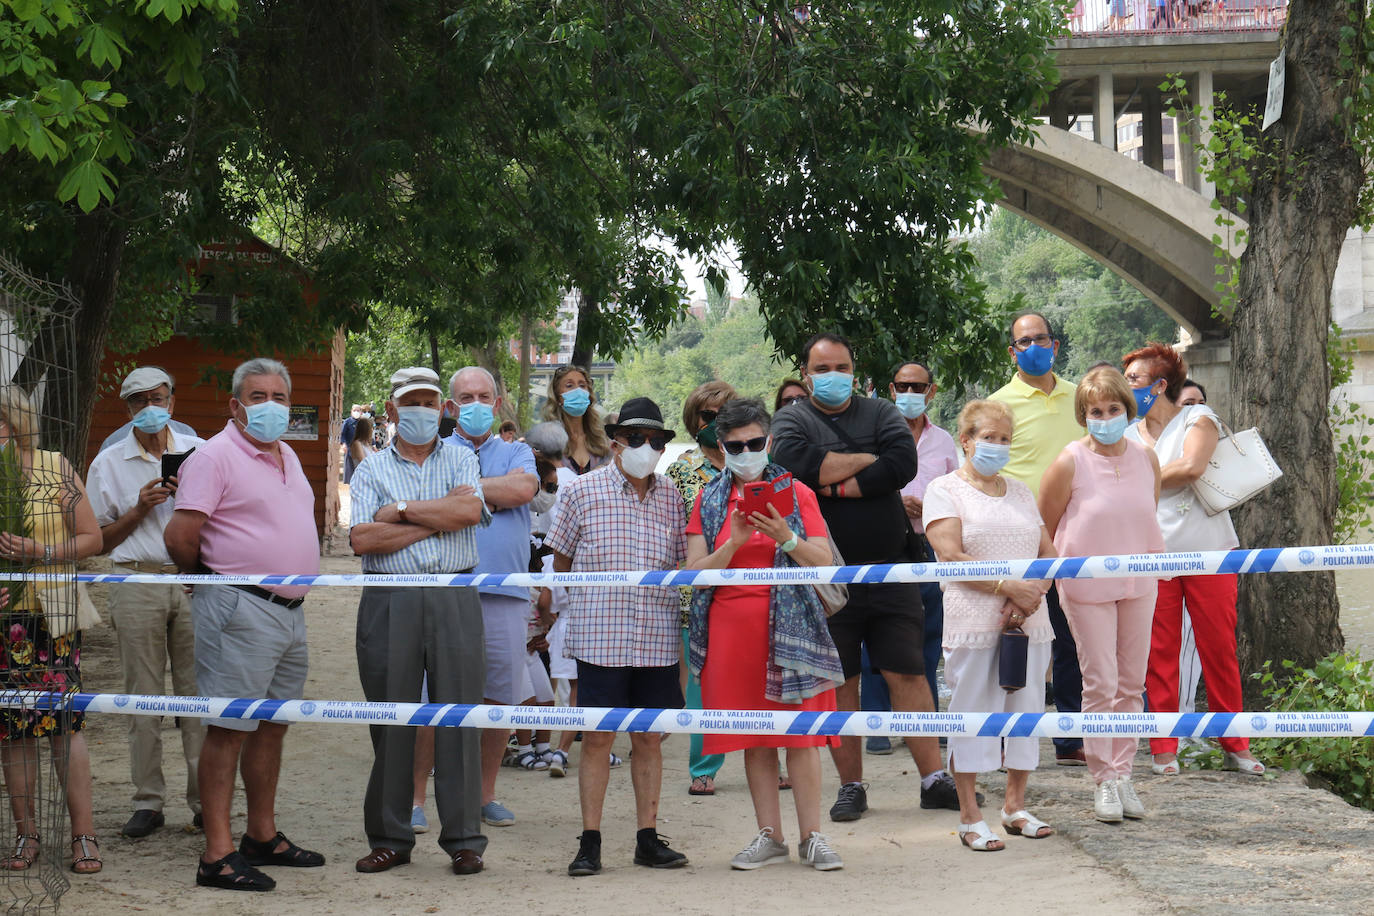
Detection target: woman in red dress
<box><xmin>686</xmin><ymin>398</ymin><xmax>845</xmax><ymax>871</ymax></box>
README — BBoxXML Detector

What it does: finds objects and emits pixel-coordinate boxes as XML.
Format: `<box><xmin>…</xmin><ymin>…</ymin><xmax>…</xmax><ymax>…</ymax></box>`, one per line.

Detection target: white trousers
<box><xmin>944</xmin><ymin>641</ymin><xmax>1052</xmax><ymax>774</ymax></box>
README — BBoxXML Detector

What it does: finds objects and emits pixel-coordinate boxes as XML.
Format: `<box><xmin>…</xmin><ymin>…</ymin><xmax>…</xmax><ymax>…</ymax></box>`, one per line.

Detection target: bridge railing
<box><xmin>1066</xmin><ymin>0</ymin><xmax>1287</xmax><ymax>36</ymax></box>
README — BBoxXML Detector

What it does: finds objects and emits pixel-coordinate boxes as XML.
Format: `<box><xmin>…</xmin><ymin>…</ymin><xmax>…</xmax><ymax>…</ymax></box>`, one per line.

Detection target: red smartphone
<box><xmin>741</xmin><ymin>472</ymin><xmax>793</xmax><ymax>519</ymax></box>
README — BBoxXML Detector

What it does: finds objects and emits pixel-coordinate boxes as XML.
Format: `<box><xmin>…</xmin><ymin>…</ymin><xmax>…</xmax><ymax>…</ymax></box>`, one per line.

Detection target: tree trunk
<box><xmin>1230</xmin><ymin>0</ymin><xmax>1357</xmax><ymax>702</ymax></box>
<box><xmin>428</xmin><ymin>330</ymin><xmax>441</xmax><ymax>375</ymax></box>
<box><xmin>569</xmin><ymin>288</ymin><xmax>599</xmax><ymax>368</ymax></box>
<box><xmin>517</xmin><ymin>310</ymin><xmax>533</xmax><ymax>427</ymax></box>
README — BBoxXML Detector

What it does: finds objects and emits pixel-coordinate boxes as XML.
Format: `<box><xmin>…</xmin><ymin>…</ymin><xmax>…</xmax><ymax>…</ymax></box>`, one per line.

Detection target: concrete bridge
<box><xmin>992</xmin><ymin>5</ymin><xmax>1374</xmax><ymax>416</ymax></box>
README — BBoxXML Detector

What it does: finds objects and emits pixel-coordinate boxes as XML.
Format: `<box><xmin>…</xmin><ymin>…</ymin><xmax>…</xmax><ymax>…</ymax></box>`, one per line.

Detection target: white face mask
<box><xmin>724</xmin><ymin>449</ymin><xmax>768</xmax><ymax>482</ymax></box>
<box><xmin>618</xmin><ymin>442</ymin><xmax>659</xmax><ymax>479</ymax></box>
<box><xmin>530</xmin><ymin>486</ymin><xmax>557</xmax><ymax>514</ymax></box>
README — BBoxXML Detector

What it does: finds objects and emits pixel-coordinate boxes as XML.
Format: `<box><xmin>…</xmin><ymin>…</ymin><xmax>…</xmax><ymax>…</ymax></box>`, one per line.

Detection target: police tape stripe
<box><xmin>4</xmin><ymin>692</ymin><xmax>1372</xmax><ymax>737</ymax></box>
<box><xmin>30</xmin><ymin>543</ymin><xmax>1373</xmax><ymax>590</ymax></box>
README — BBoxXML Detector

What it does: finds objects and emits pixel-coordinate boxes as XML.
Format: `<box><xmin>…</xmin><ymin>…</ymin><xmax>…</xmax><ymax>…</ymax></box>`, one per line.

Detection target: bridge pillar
<box><xmin>1094</xmin><ymin>69</ymin><xmax>1116</xmax><ymax>150</ymax></box>
<box><xmin>1142</xmin><ymin>89</ymin><xmax>1165</xmax><ymax>173</ymax></box>
<box><xmin>1175</xmin><ymin>337</ymin><xmax>1232</xmax><ymax>422</ymax></box>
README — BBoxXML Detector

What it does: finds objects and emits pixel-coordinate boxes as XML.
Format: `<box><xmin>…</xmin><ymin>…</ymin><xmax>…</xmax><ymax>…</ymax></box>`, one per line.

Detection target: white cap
<box><xmin>120</xmin><ymin>367</ymin><xmax>173</xmax><ymax>399</ymax></box>
<box><xmin>389</xmin><ymin>367</ymin><xmax>443</xmax><ymax>400</ymax></box>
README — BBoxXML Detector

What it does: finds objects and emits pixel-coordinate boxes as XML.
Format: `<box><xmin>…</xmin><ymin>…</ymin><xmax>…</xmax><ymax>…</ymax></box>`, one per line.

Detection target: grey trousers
<box><xmin>356</xmin><ymin>585</ymin><xmax>487</xmax><ymax>855</ymax></box>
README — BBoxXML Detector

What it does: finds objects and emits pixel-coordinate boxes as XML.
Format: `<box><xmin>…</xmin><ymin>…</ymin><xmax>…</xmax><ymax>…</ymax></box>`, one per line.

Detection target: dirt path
<box><xmin>57</xmin><ymin>536</ymin><xmax>1374</xmax><ymax>915</ymax></box>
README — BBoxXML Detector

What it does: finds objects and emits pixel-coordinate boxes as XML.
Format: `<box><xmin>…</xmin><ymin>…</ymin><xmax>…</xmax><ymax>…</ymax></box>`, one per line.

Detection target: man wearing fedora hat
<box><xmin>348</xmin><ymin>366</ymin><xmax>491</xmax><ymax>877</ymax></box>
<box><xmin>546</xmin><ymin>396</ymin><xmax>689</xmax><ymax>877</ymax></box>
<box><xmin>87</xmin><ymin>366</ymin><xmax>206</xmax><ymax>839</ymax></box>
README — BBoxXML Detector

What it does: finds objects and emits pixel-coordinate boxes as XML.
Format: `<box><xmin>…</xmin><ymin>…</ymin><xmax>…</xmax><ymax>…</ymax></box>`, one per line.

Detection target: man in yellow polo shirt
<box><xmin>989</xmin><ymin>310</ymin><xmax>1086</xmax><ymax>766</ymax></box>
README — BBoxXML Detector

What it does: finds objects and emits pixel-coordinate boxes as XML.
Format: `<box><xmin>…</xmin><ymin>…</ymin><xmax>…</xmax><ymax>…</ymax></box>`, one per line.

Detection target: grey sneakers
<box><xmin>1093</xmin><ymin>779</ymin><xmax>1124</xmax><ymax>823</ymax></box>
<box><xmin>730</xmin><ymin>827</ymin><xmax>789</xmax><ymax>870</ymax></box>
<box><xmin>799</xmin><ymin>832</ymin><xmax>843</xmax><ymax>871</ymax></box>
<box><xmin>1117</xmin><ymin>776</ymin><xmax>1146</xmax><ymax>819</ymax></box>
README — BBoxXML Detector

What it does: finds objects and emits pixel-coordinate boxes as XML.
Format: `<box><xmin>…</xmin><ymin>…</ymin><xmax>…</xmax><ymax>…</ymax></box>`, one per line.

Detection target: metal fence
<box><xmin>1067</xmin><ymin>0</ymin><xmax>1288</xmax><ymax>35</ymax></box>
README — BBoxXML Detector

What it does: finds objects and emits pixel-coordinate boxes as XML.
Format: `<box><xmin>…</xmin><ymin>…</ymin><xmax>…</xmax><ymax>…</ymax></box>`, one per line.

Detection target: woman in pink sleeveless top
<box><xmin>1040</xmin><ymin>367</ymin><xmax>1163</xmax><ymax>825</ymax></box>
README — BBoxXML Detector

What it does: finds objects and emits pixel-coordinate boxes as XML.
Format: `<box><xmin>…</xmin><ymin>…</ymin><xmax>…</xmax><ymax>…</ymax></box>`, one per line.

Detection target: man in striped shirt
<box><xmin>546</xmin><ymin>397</ymin><xmax>688</xmax><ymax>877</ymax></box>
<box><xmin>348</xmin><ymin>367</ymin><xmax>491</xmax><ymax>877</ymax></box>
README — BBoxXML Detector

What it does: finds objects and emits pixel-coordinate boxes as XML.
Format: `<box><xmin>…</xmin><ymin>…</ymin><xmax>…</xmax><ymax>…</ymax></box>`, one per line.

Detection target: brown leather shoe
<box><xmin>450</xmin><ymin>849</ymin><xmax>483</xmax><ymax>875</ymax></box>
<box><xmin>355</xmin><ymin>847</ymin><xmax>411</xmax><ymax>874</ymax></box>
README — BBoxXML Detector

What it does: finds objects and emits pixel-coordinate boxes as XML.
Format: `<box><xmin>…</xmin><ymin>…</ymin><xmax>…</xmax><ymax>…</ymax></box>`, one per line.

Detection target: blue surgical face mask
<box><xmin>240</xmin><ymin>401</ymin><xmax>289</xmax><ymax>443</ymax></box>
<box><xmin>894</xmin><ymin>392</ymin><xmax>927</xmax><ymax>420</ymax></box>
<box><xmin>969</xmin><ymin>441</ymin><xmax>1011</xmax><ymax>476</ymax></box>
<box><xmin>1087</xmin><ymin>413</ymin><xmax>1129</xmax><ymax>445</ymax></box>
<box><xmin>560</xmin><ymin>388</ymin><xmax>591</xmax><ymax>417</ymax></box>
<box><xmin>1015</xmin><ymin>343</ymin><xmax>1055</xmax><ymax>377</ymax></box>
<box><xmin>809</xmin><ymin>371</ymin><xmax>854</xmax><ymax>408</ymax></box>
<box><xmin>131</xmin><ymin>405</ymin><xmax>171</xmax><ymax>434</ymax></box>
<box><xmin>458</xmin><ymin>402</ymin><xmax>494</xmax><ymax>438</ymax></box>
<box><xmin>1132</xmin><ymin>383</ymin><xmax>1159</xmax><ymax>417</ymax></box>
<box><xmin>397</xmin><ymin>406</ymin><xmax>441</xmax><ymax>445</ymax></box>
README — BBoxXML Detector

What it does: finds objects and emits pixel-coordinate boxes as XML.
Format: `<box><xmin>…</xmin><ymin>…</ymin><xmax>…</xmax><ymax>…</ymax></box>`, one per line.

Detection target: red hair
<box><xmin>1121</xmin><ymin>343</ymin><xmax>1188</xmax><ymax>402</ymax></box>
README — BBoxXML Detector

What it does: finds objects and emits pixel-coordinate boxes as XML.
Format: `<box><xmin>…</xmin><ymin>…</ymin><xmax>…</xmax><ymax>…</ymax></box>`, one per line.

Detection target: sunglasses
<box><xmin>781</xmin><ymin>395</ymin><xmax>807</xmax><ymax>406</ymax></box>
<box><xmin>892</xmin><ymin>381</ymin><xmax>931</xmax><ymax>394</ymax></box>
<box><xmin>699</xmin><ymin>409</ymin><xmax>718</xmax><ymax>425</ymax></box>
<box><xmin>619</xmin><ymin>432</ymin><xmax>669</xmax><ymax>451</ymax></box>
<box><xmin>541</xmin><ymin>481</ymin><xmax>559</xmax><ymax>494</ymax></box>
<box><xmin>721</xmin><ymin>436</ymin><xmax>768</xmax><ymax>455</ymax></box>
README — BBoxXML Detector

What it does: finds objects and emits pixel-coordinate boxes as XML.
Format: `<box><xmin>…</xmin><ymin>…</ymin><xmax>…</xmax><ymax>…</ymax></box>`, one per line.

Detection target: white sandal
<box><xmin>957</xmin><ymin>820</ymin><xmax>1004</xmax><ymax>851</ymax></box>
<box><xmin>1000</xmin><ymin>808</ymin><xmax>1053</xmax><ymax>838</ymax></box>
<box><xmin>1223</xmin><ymin>752</ymin><xmax>1266</xmax><ymax>775</ymax></box>
<box><xmin>1150</xmin><ymin>756</ymin><xmax>1180</xmax><ymax>776</ymax></box>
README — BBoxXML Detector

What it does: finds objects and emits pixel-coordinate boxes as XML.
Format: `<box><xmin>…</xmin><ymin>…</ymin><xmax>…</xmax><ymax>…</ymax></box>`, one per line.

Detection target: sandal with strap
<box><xmin>6</xmin><ymin>834</ymin><xmax>39</xmax><ymax>871</ymax></box>
<box><xmin>70</xmin><ymin>835</ymin><xmax>102</xmax><ymax>874</ymax></box>
<box><xmin>515</xmin><ymin>749</ymin><xmax>549</xmax><ymax>770</ymax></box>
<box><xmin>1000</xmin><ymin>808</ymin><xmax>1054</xmax><ymax>839</ymax></box>
<box><xmin>239</xmin><ymin>831</ymin><xmax>325</xmax><ymax>867</ymax></box>
<box><xmin>196</xmin><ymin>850</ymin><xmax>276</xmax><ymax>891</ymax></box>
<box><xmin>957</xmin><ymin>820</ymin><xmax>1004</xmax><ymax>852</ymax></box>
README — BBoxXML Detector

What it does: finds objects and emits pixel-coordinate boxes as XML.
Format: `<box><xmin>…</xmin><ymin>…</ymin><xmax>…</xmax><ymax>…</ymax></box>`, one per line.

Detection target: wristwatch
<box><xmin>43</xmin><ymin>544</ymin><xmax>54</xmax><ymax>563</ymax></box>
<box><xmin>396</xmin><ymin>500</ymin><xmax>409</xmax><ymax>523</ymax></box>
<box><xmin>780</xmin><ymin>533</ymin><xmax>800</xmax><ymax>553</ymax></box>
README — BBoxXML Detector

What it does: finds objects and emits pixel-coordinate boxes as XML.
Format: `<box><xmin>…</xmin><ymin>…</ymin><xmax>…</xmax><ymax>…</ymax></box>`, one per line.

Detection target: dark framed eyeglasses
<box><xmin>781</xmin><ymin>395</ymin><xmax>807</xmax><ymax>406</ymax></box>
<box><xmin>721</xmin><ymin>436</ymin><xmax>768</xmax><ymax>455</ymax></box>
<box><xmin>541</xmin><ymin>481</ymin><xmax>559</xmax><ymax>494</ymax></box>
<box><xmin>1011</xmin><ymin>334</ymin><xmax>1053</xmax><ymax>352</ymax></box>
<box><xmin>127</xmin><ymin>394</ymin><xmax>170</xmax><ymax>409</ymax></box>
<box><xmin>620</xmin><ymin>432</ymin><xmax>669</xmax><ymax>451</ymax></box>
<box><xmin>699</xmin><ymin>409</ymin><xmax>718</xmax><ymax>425</ymax></box>
<box><xmin>892</xmin><ymin>381</ymin><xmax>931</xmax><ymax>394</ymax></box>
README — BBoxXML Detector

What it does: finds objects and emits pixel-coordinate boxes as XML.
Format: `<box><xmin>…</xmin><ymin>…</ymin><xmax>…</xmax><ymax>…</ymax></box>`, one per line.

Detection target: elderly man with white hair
<box><xmin>87</xmin><ymin>366</ymin><xmax>206</xmax><ymax>839</ymax></box>
<box><xmin>446</xmin><ymin>365</ymin><xmax>540</xmax><ymax>826</ymax></box>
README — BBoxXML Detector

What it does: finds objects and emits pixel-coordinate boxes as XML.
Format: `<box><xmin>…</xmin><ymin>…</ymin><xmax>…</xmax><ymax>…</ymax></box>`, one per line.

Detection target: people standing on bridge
<box><xmin>542</xmin><ymin>365</ymin><xmax>610</xmax><ymax>476</ymax></box>
<box><xmin>1122</xmin><ymin>344</ymin><xmax>1265</xmax><ymax>777</ymax></box>
<box><xmin>1039</xmin><ymin>367</ymin><xmax>1164</xmax><ymax>823</ymax></box>
<box><xmin>770</xmin><ymin>333</ymin><xmax>967</xmax><ymax>820</ymax></box>
<box><xmin>685</xmin><ymin>398</ymin><xmax>845</xmax><ymax>871</ymax></box>
<box><xmin>924</xmin><ymin>399</ymin><xmax>1058</xmax><ymax>851</ymax></box>
<box><xmin>346</xmin><ymin>367</ymin><xmax>491</xmax><ymax>877</ymax></box>
<box><xmin>546</xmin><ymin>397</ymin><xmax>689</xmax><ymax>877</ymax></box>
<box><xmin>165</xmin><ymin>358</ymin><xmax>324</xmax><ymax>891</ymax></box>
<box><xmin>86</xmin><ymin>367</ymin><xmax>206</xmax><ymax>841</ymax></box>
<box><xmin>989</xmin><ymin>311</ymin><xmax>1088</xmax><ymax>767</ymax></box>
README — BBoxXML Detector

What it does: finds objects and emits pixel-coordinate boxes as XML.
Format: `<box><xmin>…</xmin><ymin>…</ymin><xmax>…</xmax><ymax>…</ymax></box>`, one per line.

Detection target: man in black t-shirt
<box><xmin>771</xmin><ymin>333</ymin><xmax>968</xmax><ymax>819</ymax></box>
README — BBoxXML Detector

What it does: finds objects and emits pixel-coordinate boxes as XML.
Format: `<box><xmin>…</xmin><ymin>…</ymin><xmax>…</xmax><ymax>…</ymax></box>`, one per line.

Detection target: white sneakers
<box><xmin>1094</xmin><ymin>776</ymin><xmax>1146</xmax><ymax>822</ymax></box>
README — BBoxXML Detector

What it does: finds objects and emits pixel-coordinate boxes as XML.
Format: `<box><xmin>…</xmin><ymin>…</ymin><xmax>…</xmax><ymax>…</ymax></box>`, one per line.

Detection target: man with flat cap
<box><xmin>87</xmin><ymin>366</ymin><xmax>206</xmax><ymax>839</ymax></box>
<box><xmin>546</xmin><ymin>396</ymin><xmax>689</xmax><ymax>877</ymax></box>
<box><xmin>348</xmin><ymin>367</ymin><xmax>491</xmax><ymax>877</ymax></box>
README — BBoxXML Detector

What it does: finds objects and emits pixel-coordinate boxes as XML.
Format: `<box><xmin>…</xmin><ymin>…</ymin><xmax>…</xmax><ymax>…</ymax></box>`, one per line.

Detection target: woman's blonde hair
<box><xmin>1074</xmin><ymin>366</ymin><xmax>1136</xmax><ymax>426</ymax></box>
<box><xmin>956</xmin><ymin>399</ymin><xmax>1015</xmax><ymax>442</ymax></box>
<box><xmin>0</xmin><ymin>386</ymin><xmax>39</xmax><ymax>452</ymax></box>
<box><xmin>540</xmin><ymin>365</ymin><xmax>608</xmax><ymax>457</ymax></box>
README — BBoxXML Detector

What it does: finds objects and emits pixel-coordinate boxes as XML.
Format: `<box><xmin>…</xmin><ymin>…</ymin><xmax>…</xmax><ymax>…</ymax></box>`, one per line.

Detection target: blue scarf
<box><xmin>688</xmin><ymin>464</ymin><xmax>844</xmax><ymax>703</ymax></box>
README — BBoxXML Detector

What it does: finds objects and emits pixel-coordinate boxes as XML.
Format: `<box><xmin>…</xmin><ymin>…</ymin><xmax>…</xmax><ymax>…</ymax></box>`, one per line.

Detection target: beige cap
<box><xmin>389</xmin><ymin>367</ymin><xmax>443</xmax><ymax>400</ymax></box>
<box><xmin>120</xmin><ymin>367</ymin><xmax>173</xmax><ymax>399</ymax></box>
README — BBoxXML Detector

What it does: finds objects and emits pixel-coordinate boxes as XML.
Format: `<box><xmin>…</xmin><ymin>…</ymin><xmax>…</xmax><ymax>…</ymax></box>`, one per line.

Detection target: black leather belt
<box><xmin>227</xmin><ymin>583</ymin><xmax>305</xmax><ymax>610</ymax></box>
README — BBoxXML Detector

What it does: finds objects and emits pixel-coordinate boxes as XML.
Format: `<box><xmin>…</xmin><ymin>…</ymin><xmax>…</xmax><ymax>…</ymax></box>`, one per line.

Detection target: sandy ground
<box><xmin>43</xmin><ymin>518</ymin><xmax>1374</xmax><ymax>915</ymax></box>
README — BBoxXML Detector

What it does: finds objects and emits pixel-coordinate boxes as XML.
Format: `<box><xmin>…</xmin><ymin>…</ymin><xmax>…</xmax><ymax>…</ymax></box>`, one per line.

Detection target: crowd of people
<box><xmin>2</xmin><ymin>311</ymin><xmax>1265</xmax><ymax>887</ymax></box>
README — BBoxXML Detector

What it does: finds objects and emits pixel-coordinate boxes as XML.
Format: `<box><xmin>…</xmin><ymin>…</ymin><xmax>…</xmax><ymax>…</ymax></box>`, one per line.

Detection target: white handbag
<box><xmin>1190</xmin><ymin>421</ymin><xmax>1283</xmax><ymax>516</ymax></box>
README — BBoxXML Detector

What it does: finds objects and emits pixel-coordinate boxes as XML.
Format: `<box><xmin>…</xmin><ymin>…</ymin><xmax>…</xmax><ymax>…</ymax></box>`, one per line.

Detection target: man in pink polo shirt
<box><xmin>165</xmin><ymin>357</ymin><xmax>322</xmax><ymax>893</ymax></box>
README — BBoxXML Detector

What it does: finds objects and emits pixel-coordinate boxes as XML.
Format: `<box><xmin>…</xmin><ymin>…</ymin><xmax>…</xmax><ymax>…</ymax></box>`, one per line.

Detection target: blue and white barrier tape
<box><xmin>28</xmin><ymin>543</ymin><xmax>1374</xmax><ymax>590</ymax></box>
<box><xmin>2</xmin><ymin>691</ymin><xmax>1370</xmax><ymax>737</ymax></box>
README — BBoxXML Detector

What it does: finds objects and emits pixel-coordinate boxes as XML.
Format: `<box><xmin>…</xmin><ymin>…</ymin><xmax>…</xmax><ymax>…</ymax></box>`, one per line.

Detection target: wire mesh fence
<box><xmin>0</xmin><ymin>250</ymin><xmax>82</xmax><ymax>912</ymax></box>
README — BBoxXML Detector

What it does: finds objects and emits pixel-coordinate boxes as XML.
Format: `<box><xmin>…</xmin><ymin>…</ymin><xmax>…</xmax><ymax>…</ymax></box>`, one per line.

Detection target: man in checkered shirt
<box><xmin>546</xmin><ymin>396</ymin><xmax>688</xmax><ymax>877</ymax></box>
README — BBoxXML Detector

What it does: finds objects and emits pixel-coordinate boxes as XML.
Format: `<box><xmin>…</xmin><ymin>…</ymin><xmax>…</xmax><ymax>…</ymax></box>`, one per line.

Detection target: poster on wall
<box><xmin>284</xmin><ymin>405</ymin><xmax>319</xmax><ymax>440</ymax></box>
